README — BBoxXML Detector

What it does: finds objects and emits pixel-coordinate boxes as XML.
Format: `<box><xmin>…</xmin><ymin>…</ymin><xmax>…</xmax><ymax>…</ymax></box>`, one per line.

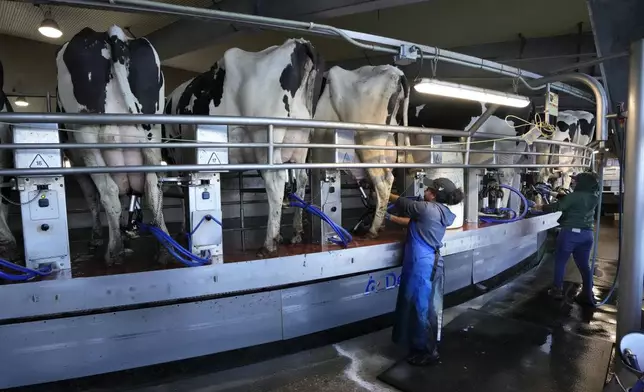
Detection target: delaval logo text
<box><xmin>365</xmin><ymin>271</ymin><xmax>402</xmax><ymax>294</ymax></box>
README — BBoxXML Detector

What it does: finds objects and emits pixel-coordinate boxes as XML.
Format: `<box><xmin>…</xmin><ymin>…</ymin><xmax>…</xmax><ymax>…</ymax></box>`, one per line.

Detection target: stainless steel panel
<box><xmin>0</xmin><ymin>292</ymin><xmax>282</xmax><ymax>389</ymax></box>
<box><xmin>282</xmin><ymin>270</ymin><xmax>399</xmax><ymax>339</ymax></box>
<box><xmin>444</xmin><ymin>250</ymin><xmax>474</xmax><ymax>292</ymax></box>
<box><xmin>195</xmin><ymin>124</ymin><xmax>229</xmax><ymax>166</ymax></box>
<box><xmin>1</xmin><ymin>214</ymin><xmax>558</xmax><ymax>320</ymax></box>
<box><xmin>0</xmin><ymin>241</ymin><xmax>402</xmax><ymax>321</ymax></box>
<box><xmin>472</xmin><ymin>234</ymin><xmax>540</xmax><ymax>284</ymax></box>
<box><xmin>0</xmin><ymin>231</ymin><xmax>549</xmax><ymax>388</ymax></box>
<box><xmin>12</xmin><ymin>123</ymin><xmax>62</xmax><ymax>170</ymax></box>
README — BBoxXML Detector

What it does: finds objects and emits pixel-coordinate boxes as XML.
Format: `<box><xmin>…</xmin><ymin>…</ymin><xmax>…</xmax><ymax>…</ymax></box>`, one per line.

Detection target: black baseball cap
<box><xmin>423</xmin><ymin>177</ymin><xmax>457</xmax><ymax>194</ymax></box>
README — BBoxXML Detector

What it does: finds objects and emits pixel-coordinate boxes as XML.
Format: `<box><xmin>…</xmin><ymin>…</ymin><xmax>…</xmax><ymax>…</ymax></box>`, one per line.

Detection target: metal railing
<box><xmin>0</xmin><ymin>112</ymin><xmax>593</xmax><ymax>176</ymax></box>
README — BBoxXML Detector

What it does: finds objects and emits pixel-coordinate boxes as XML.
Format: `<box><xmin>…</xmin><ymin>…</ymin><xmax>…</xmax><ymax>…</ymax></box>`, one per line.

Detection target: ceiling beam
<box><xmin>146</xmin><ymin>0</ymin><xmax>434</xmax><ymax>61</ymax></box>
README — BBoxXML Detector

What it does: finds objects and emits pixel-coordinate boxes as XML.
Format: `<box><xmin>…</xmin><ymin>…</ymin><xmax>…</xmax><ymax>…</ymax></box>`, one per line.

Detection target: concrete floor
<box><xmin>99</xmin><ymin>220</ymin><xmax>620</xmax><ymax>392</ymax></box>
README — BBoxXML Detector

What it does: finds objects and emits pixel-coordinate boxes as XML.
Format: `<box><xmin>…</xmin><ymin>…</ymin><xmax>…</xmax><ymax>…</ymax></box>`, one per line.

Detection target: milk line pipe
<box><xmin>3</xmin><ymin>142</ymin><xmax>593</xmax><ymax>158</ymax></box>
<box><xmin>0</xmin><ymin>162</ymin><xmax>592</xmax><ymax>177</ymax></box>
<box><xmin>0</xmin><ymin>112</ymin><xmax>469</xmax><ymax>137</ymax></box>
<box><xmin>468</xmin><ymin>104</ymin><xmax>501</xmax><ymax>136</ymax></box>
<box><xmin>471</xmin><ymin>72</ymin><xmax>609</xmax><ymax>141</ymax></box>
<box><xmin>0</xmin><ymin>111</ymin><xmax>596</xmax><ymax>147</ymax></box>
<box><xmin>525</xmin><ymin>73</ymin><xmax>609</xmax><ymax>143</ymax></box>
<box><xmin>36</xmin><ymin>0</ymin><xmax>593</xmax><ymax>102</ymax></box>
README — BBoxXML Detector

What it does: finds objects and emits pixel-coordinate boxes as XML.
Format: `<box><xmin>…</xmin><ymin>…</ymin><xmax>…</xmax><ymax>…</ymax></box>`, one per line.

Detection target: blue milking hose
<box><xmin>140</xmin><ymin>214</ymin><xmax>222</xmax><ymax>267</ymax></box>
<box><xmin>479</xmin><ymin>184</ymin><xmax>529</xmax><ymax>224</ymax></box>
<box><xmin>288</xmin><ymin>193</ymin><xmax>352</xmax><ymax>247</ymax></box>
<box><xmin>0</xmin><ymin>258</ymin><xmax>52</xmax><ymax>282</ymax></box>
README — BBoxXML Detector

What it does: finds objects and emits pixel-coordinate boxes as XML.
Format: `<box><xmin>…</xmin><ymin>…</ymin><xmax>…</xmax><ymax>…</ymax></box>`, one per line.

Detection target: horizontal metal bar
<box><xmin>0</xmin><ymin>112</ymin><xmax>469</xmax><ymax>137</ymax></box>
<box><xmin>3</xmin><ymin>162</ymin><xmax>590</xmax><ymax>176</ymax></box>
<box><xmin>3</xmin><ymin>114</ymin><xmax>594</xmax><ymax>151</ymax></box>
<box><xmin>5</xmin><ymin>94</ymin><xmax>56</xmax><ymax>99</ymax></box>
<box><xmin>36</xmin><ymin>0</ymin><xmax>595</xmax><ymax>103</ymax></box>
<box><xmin>7</xmin><ymin>142</ymin><xmax>592</xmax><ymax>159</ymax></box>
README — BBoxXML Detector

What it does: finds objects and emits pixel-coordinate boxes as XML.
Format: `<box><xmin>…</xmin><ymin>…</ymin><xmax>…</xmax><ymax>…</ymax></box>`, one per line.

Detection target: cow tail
<box><xmin>107</xmin><ymin>26</ymin><xmax>139</xmax><ymax>115</ymax></box>
<box><xmin>300</xmin><ymin>41</ymin><xmax>325</xmax><ymax>118</ymax></box>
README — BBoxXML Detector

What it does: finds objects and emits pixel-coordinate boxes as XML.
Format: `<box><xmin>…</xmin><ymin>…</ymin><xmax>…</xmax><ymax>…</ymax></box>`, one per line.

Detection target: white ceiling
<box><xmin>0</xmin><ymin>0</ymin><xmax>592</xmax><ymax>73</ymax></box>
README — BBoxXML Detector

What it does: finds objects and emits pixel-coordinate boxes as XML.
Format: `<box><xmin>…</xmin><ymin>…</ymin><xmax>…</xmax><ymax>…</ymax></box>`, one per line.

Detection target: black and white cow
<box><xmin>56</xmin><ymin>26</ymin><xmax>169</xmax><ymax>265</ymax></box>
<box><xmin>164</xmin><ymin>38</ymin><xmax>324</xmax><ymax>258</ymax></box>
<box><xmin>311</xmin><ymin>65</ymin><xmax>409</xmax><ymax>238</ymax></box>
<box><xmin>537</xmin><ymin>110</ymin><xmax>595</xmax><ymax>188</ymax></box>
<box><xmin>408</xmin><ymin>95</ymin><xmax>535</xmax><ymax>212</ymax></box>
<box><xmin>0</xmin><ymin>60</ymin><xmax>17</xmax><ymax>258</ymax></box>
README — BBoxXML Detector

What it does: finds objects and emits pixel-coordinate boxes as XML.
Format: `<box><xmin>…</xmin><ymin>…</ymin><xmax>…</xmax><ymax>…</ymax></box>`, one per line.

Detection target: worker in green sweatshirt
<box><xmin>535</xmin><ymin>171</ymin><xmax>600</xmax><ymax>305</ymax></box>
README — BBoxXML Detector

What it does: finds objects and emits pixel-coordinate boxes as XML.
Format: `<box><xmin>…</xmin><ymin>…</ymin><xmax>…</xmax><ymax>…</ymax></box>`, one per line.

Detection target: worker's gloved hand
<box><xmin>385</xmin><ymin>212</ymin><xmax>392</xmax><ymax>221</ymax></box>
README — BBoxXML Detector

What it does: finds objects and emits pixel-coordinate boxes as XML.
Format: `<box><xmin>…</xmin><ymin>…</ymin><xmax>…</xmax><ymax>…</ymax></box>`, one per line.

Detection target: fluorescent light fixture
<box><xmin>414</xmin><ymin>78</ymin><xmax>531</xmax><ymax>108</ymax></box>
<box><xmin>38</xmin><ymin>12</ymin><xmax>63</xmax><ymax>39</ymax></box>
<box><xmin>14</xmin><ymin>97</ymin><xmax>29</xmax><ymax>107</ymax></box>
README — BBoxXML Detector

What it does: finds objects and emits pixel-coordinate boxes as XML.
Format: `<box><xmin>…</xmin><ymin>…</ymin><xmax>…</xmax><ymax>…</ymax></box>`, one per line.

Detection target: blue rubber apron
<box><xmin>392</xmin><ymin>220</ymin><xmax>445</xmax><ymax>353</ymax></box>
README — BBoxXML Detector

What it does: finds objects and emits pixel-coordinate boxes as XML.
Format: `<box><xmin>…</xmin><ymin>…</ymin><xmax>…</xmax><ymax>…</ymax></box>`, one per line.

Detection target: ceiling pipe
<box><xmin>468</xmin><ymin>72</ymin><xmax>607</xmax><ymax>143</ymax></box>
<box><xmin>30</xmin><ymin>0</ymin><xmax>594</xmax><ymax>103</ymax></box>
<box><xmin>525</xmin><ymin>73</ymin><xmax>608</xmax><ymax>142</ymax></box>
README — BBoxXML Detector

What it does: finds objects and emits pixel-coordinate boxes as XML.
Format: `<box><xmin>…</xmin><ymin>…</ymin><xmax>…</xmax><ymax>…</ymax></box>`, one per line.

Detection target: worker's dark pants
<box><xmin>392</xmin><ymin>222</ymin><xmax>444</xmax><ymax>354</ymax></box>
<box><xmin>554</xmin><ymin>228</ymin><xmax>594</xmax><ymax>300</ymax></box>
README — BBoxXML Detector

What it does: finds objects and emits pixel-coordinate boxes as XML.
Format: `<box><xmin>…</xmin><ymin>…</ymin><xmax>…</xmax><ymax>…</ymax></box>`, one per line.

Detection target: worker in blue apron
<box><xmin>385</xmin><ymin>177</ymin><xmax>464</xmax><ymax>366</ymax></box>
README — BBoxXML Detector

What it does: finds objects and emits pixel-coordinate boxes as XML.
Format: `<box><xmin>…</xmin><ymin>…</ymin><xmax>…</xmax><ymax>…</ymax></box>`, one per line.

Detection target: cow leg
<box><xmin>80</xmin><ymin>150</ymin><xmax>125</xmax><ymax>266</ymax></box>
<box><xmin>258</xmin><ymin>169</ymin><xmax>287</xmax><ymax>258</ymax></box>
<box><xmin>0</xmin><ymin>195</ymin><xmax>18</xmax><ymax>261</ymax></box>
<box><xmin>365</xmin><ymin>168</ymin><xmax>394</xmax><ymax>239</ymax></box>
<box><xmin>291</xmin><ymin>169</ymin><xmax>308</xmax><ymax>245</ymax></box>
<box><xmin>139</xmin><ymin>147</ymin><xmax>172</xmax><ymax>264</ymax></box>
<box><xmin>143</xmin><ymin>173</ymin><xmax>172</xmax><ymax>264</ymax></box>
<box><xmin>76</xmin><ymin>174</ymin><xmax>103</xmax><ymax>250</ymax></box>
<box><xmin>562</xmin><ymin>173</ymin><xmax>572</xmax><ymax>190</ymax></box>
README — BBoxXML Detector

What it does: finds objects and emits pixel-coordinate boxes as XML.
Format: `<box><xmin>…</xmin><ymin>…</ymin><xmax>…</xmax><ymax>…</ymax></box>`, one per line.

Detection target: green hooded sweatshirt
<box><xmin>543</xmin><ymin>172</ymin><xmax>600</xmax><ymax>230</ymax></box>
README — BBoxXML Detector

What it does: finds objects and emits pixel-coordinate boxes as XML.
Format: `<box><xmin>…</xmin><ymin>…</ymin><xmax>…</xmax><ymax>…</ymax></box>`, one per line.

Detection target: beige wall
<box><xmin>0</xmin><ymin>34</ymin><xmax>196</xmax><ymax>113</ymax></box>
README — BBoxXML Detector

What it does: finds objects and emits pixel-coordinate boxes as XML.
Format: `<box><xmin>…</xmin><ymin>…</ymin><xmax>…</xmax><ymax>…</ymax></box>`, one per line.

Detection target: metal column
<box><xmin>186</xmin><ymin>124</ymin><xmax>228</xmax><ymax>264</ymax></box>
<box><xmin>618</xmin><ymin>38</ymin><xmax>644</xmax><ymax>341</ymax></box>
<box><xmin>13</xmin><ymin>123</ymin><xmax>71</xmax><ymax>271</ymax></box>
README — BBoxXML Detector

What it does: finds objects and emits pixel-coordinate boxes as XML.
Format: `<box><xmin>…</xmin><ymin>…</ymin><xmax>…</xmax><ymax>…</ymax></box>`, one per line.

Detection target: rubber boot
<box><xmin>548</xmin><ymin>286</ymin><xmax>564</xmax><ymax>300</ymax></box>
<box><xmin>407</xmin><ymin>348</ymin><xmax>440</xmax><ymax>366</ymax></box>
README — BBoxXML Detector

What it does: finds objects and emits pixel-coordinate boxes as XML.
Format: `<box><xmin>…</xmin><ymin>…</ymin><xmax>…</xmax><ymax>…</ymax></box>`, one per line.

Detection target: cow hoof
<box><xmin>276</xmin><ymin>234</ymin><xmax>284</xmax><ymax>244</ymax></box>
<box><xmin>105</xmin><ymin>249</ymin><xmax>128</xmax><ymax>266</ymax></box>
<box><xmin>365</xmin><ymin>231</ymin><xmax>379</xmax><ymax>240</ymax></box>
<box><xmin>89</xmin><ymin>238</ymin><xmax>104</xmax><ymax>251</ymax></box>
<box><xmin>291</xmin><ymin>233</ymin><xmax>303</xmax><ymax>245</ymax></box>
<box><xmin>157</xmin><ymin>247</ymin><xmax>174</xmax><ymax>265</ymax></box>
<box><xmin>256</xmin><ymin>247</ymin><xmax>278</xmax><ymax>259</ymax></box>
